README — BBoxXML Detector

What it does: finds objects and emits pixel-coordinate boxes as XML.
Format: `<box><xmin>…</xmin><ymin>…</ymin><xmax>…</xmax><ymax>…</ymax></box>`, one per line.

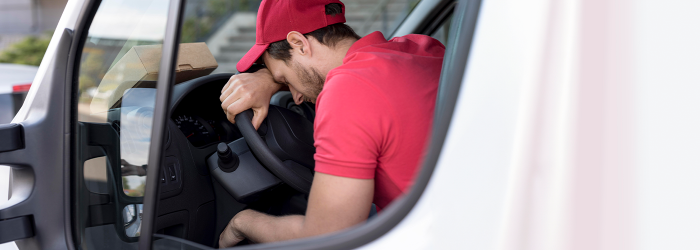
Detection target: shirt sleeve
<box><xmin>313</xmin><ymin>73</ymin><xmax>394</xmax><ymax>179</ymax></box>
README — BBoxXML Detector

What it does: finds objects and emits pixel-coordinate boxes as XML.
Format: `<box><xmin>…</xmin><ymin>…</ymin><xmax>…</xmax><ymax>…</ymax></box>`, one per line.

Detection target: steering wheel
<box><xmin>234</xmin><ymin>106</ymin><xmax>315</xmax><ymax>194</ymax></box>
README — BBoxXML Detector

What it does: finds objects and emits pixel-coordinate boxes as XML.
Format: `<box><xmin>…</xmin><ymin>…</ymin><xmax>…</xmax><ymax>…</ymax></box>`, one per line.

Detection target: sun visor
<box><xmin>91</xmin><ymin>42</ymin><xmax>218</xmax><ymax>114</ymax></box>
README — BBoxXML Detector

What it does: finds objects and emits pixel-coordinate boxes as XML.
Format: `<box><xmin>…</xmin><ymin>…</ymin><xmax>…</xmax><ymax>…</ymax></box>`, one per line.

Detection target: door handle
<box><xmin>0</xmin><ymin>215</ymin><xmax>33</xmax><ymax>244</ymax></box>
<box><xmin>0</xmin><ymin>124</ymin><xmax>23</xmax><ymax>153</ymax></box>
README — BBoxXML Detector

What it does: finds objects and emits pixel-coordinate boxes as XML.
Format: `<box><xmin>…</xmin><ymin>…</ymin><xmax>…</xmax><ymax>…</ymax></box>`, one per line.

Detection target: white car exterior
<box><xmin>0</xmin><ymin>64</ymin><xmax>38</xmax><ymax>94</ymax></box>
<box><xmin>364</xmin><ymin>0</ymin><xmax>700</xmax><ymax>249</ymax></box>
<box><xmin>0</xmin><ymin>63</ymin><xmax>37</xmax><ymax>123</ymax></box>
<box><xmin>3</xmin><ymin>0</ymin><xmax>700</xmax><ymax>249</ymax></box>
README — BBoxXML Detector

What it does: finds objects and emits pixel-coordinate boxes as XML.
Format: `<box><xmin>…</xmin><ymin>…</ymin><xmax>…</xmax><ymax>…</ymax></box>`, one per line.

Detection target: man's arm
<box><xmin>219</xmin><ymin>173</ymin><xmax>374</xmax><ymax>247</ymax></box>
<box><xmin>220</xmin><ymin>68</ymin><xmax>281</xmax><ymax>130</ymax></box>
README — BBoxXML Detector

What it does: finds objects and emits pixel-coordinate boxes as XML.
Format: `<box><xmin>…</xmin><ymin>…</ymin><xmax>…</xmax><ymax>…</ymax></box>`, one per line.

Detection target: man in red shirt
<box><xmin>218</xmin><ymin>0</ymin><xmax>444</xmax><ymax>247</ymax></box>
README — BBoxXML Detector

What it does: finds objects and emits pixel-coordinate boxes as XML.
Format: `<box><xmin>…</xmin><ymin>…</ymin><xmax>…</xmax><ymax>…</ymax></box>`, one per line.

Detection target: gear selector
<box><xmin>217</xmin><ymin>142</ymin><xmax>239</xmax><ymax>172</ymax></box>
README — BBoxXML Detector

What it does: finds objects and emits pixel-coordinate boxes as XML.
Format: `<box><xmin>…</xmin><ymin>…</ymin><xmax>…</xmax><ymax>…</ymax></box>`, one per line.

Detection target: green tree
<box><xmin>122</xmin><ymin>177</ymin><xmax>131</xmax><ymax>190</ymax></box>
<box><xmin>134</xmin><ymin>182</ymin><xmax>146</xmax><ymax>197</ymax></box>
<box><xmin>0</xmin><ymin>34</ymin><xmax>52</xmax><ymax>66</ymax></box>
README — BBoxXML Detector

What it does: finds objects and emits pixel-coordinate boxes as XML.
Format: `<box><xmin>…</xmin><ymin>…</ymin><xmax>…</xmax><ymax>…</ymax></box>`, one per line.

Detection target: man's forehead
<box><xmin>260</xmin><ymin>52</ymin><xmax>285</xmax><ymax>83</ymax></box>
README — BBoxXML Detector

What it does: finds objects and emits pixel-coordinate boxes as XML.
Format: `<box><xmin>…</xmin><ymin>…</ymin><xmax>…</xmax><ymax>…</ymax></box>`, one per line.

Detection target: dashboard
<box><xmin>170</xmin><ymin>76</ymin><xmax>241</xmax><ymax>147</ymax></box>
<box><xmin>170</xmin><ymin>73</ymin><xmax>316</xmax><ymax>148</ymax></box>
<box><xmin>172</xmin><ymin>114</ymin><xmax>238</xmax><ymax>147</ymax></box>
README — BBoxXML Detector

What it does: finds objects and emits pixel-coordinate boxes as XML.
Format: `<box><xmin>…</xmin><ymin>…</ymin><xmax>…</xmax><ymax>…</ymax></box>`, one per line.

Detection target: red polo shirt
<box><xmin>313</xmin><ymin>31</ymin><xmax>445</xmax><ymax>210</ymax></box>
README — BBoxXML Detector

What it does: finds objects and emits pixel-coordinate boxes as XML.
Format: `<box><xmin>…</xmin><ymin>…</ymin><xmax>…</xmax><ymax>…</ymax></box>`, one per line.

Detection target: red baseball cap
<box><xmin>236</xmin><ymin>0</ymin><xmax>347</xmax><ymax>73</ymax></box>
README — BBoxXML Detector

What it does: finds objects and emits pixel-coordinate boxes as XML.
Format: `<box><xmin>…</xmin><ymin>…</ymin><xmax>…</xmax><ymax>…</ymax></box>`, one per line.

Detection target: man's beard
<box><xmin>292</xmin><ymin>61</ymin><xmax>325</xmax><ymax>103</ymax></box>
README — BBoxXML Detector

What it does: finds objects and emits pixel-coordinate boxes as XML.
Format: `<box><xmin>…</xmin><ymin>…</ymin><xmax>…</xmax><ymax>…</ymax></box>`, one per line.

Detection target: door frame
<box><xmin>137</xmin><ymin>0</ymin><xmax>185</xmax><ymax>249</ymax></box>
<box><xmin>65</xmin><ymin>0</ymin><xmax>185</xmax><ymax>248</ymax></box>
<box><xmin>146</xmin><ymin>0</ymin><xmax>483</xmax><ymax>249</ymax></box>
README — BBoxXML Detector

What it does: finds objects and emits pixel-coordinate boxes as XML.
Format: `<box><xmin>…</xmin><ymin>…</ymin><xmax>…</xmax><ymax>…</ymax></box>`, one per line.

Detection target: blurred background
<box><xmin>179</xmin><ymin>0</ymin><xmax>422</xmax><ymax>73</ymax></box>
<box><xmin>0</xmin><ymin>0</ymin><xmax>424</xmax><ymax>124</ymax></box>
<box><xmin>0</xmin><ymin>0</ymin><xmax>67</xmax><ymax>124</ymax></box>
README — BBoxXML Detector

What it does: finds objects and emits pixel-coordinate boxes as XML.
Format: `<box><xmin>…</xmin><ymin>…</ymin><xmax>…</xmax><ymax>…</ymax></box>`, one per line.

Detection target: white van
<box><xmin>2</xmin><ymin>0</ymin><xmax>700</xmax><ymax>249</ymax></box>
<box><xmin>0</xmin><ymin>63</ymin><xmax>36</xmax><ymax>124</ymax></box>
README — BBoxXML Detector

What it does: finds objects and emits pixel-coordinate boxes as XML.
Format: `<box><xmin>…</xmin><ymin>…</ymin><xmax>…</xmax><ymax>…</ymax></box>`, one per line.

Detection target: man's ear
<box><xmin>287</xmin><ymin>31</ymin><xmax>311</xmax><ymax>57</ymax></box>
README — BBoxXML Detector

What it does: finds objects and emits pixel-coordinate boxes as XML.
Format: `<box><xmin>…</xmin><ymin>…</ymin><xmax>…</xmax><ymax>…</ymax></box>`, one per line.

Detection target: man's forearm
<box><xmin>233</xmin><ymin>209</ymin><xmax>306</xmax><ymax>243</ymax></box>
<box><xmin>220</xmin><ymin>174</ymin><xmax>374</xmax><ymax>247</ymax></box>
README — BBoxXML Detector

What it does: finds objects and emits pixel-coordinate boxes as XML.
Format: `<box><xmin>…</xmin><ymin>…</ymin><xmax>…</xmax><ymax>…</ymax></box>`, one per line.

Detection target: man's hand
<box><xmin>220</xmin><ymin>68</ymin><xmax>281</xmax><ymax>130</ymax></box>
<box><xmin>219</xmin><ymin>212</ymin><xmax>248</xmax><ymax>248</ymax></box>
<box><xmin>217</xmin><ymin>173</ymin><xmax>374</xmax><ymax>247</ymax></box>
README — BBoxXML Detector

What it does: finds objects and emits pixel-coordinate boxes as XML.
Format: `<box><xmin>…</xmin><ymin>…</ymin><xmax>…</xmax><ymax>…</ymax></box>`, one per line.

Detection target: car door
<box><xmin>0</xmin><ymin>0</ymin><xmax>478</xmax><ymax>249</ymax></box>
<box><xmin>0</xmin><ymin>0</ymin><xmax>181</xmax><ymax>249</ymax></box>
<box><xmin>143</xmin><ymin>0</ymin><xmax>479</xmax><ymax>249</ymax></box>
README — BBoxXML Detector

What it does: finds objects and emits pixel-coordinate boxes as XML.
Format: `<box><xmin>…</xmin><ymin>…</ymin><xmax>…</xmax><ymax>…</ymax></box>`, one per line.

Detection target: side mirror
<box><xmin>123</xmin><ymin>204</ymin><xmax>143</xmax><ymax>237</ymax></box>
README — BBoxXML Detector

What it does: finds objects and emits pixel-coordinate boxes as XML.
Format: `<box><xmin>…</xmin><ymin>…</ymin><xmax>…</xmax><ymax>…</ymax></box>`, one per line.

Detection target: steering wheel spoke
<box><xmin>235</xmin><ymin>107</ymin><xmax>315</xmax><ymax>194</ymax></box>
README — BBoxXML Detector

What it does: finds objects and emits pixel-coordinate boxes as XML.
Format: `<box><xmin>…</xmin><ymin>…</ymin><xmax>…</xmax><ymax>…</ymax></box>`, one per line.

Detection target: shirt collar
<box><xmin>345</xmin><ymin>31</ymin><xmax>388</xmax><ymax>58</ymax></box>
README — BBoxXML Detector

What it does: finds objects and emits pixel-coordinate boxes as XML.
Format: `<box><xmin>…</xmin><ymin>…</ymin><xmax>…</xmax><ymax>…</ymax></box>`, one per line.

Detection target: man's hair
<box><xmin>267</xmin><ymin>3</ymin><xmax>361</xmax><ymax>63</ymax></box>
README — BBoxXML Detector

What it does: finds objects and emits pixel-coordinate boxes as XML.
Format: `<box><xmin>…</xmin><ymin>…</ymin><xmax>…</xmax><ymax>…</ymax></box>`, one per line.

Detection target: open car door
<box><xmin>0</xmin><ymin>0</ymin><xmax>181</xmax><ymax>249</ymax></box>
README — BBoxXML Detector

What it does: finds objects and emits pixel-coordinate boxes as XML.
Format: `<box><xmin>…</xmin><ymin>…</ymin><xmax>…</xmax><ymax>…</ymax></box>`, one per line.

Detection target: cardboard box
<box><xmin>92</xmin><ymin>42</ymin><xmax>218</xmax><ymax>112</ymax></box>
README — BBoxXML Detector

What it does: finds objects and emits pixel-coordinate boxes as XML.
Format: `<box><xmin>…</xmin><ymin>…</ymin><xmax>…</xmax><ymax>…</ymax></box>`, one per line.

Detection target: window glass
<box><xmin>179</xmin><ymin>0</ymin><xmax>421</xmax><ymax>74</ymax></box>
<box><xmin>147</xmin><ymin>0</ymin><xmax>423</xmax><ymax>248</ymax></box>
<box><xmin>75</xmin><ymin>0</ymin><xmax>169</xmax><ymax>248</ymax></box>
<box><xmin>79</xmin><ymin>0</ymin><xmax>168</xmax><ymax>196</ymax></box>
<box><xmin>431</xmin><ymin>14</ymin><xmax>453</xmax><ymax>46</ymax></box>
<box><xmin>345</xmin><ymin>0</ymin><xmax>422</xmax><ymax>37</ymax></box>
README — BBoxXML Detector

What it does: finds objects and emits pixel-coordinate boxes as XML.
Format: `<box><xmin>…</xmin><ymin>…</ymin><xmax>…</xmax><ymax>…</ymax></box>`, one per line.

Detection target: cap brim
<box><xmin>236</xmin><ymin>43</ymin><xmax>269</xmax><ymax>73</ymax></box>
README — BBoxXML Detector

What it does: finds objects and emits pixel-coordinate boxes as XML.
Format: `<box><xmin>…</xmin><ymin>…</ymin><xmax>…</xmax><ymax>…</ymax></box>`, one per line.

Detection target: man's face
<box><xmin>262</xmin><ymin>52</ymin><xmax>325</xmax><ymax>104</ymax></box>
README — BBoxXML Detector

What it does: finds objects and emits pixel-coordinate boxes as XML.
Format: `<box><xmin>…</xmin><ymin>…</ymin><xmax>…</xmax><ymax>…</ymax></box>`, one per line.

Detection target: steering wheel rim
<box><xmin>235</xmin><ymin>109</ymin><xmax>313</xmax><ymax>194</ymax></box>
